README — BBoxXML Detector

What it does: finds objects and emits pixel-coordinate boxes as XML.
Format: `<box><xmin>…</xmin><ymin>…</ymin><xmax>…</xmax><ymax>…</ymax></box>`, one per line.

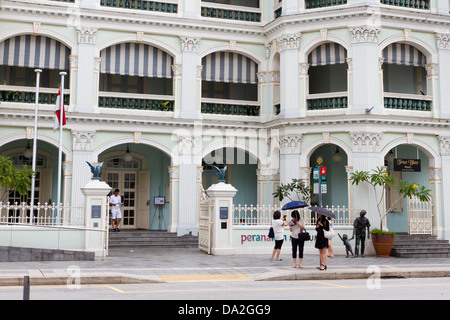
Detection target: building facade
<box><xmin>1</xmin><ymin>0</ymin><xmax>450</xmax><ymax>244</ymax></box>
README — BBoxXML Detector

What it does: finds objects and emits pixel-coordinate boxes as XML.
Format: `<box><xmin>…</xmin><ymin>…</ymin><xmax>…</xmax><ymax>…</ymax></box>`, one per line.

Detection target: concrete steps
<box><xmin>390</xmin><ymin>234</ymin><xmax>450</xmax><ymax>258</ymax></box>
<box><xmin>108</xmin><ymin>230</ymin><xmax>198</xmax><ymax>248</ymax></box>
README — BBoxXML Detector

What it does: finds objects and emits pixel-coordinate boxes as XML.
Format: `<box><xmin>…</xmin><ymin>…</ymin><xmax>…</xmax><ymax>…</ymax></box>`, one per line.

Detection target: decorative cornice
<box><xmin>276</xmin><ymin>33</ymin><xmax>301</xmax><ymax>52</ymax></box>
<box><xmin>72</xmin><ymin>131</ymin><xmax>95</xmax><ymax>151</ymax></box>
<box><xmin>349</xmin><ymin>26</ymin><xmax>380</xmax><ymax>43</ymax></box>
<box><xmin>350</xmin><ymin>132</ymin><xmax>382</xmax><ymax>152</ymax></box>
<box><xmin>439</xmin><ymin>136</ymin><xmax>450</xmax><ymax>156</ymax></box>
<box><xmin>278</xmin><ymin>134</ymin><xmax>301</xmax><ymax>154</ymax></box>
<box><xmin>436</xmin><ymin>33</ymin><xmax>450</xmax><ymax>50</ymax></box>
<box><xmin>180</xmin><ymin>37</ymin><xmax>200</xmax><ymax>53</ymax></box>
<box><xmin>76</xmin><ymin>27</ymin><xmax>97</xmax><ymax>44</ymax></box>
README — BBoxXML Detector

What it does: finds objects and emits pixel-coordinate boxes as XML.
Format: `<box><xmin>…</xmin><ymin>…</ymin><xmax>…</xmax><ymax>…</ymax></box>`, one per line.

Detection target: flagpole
<box><xmin>57</xmin><ymin>71</ymin><xmax>67</xmax><ymax>225</ymax></box>
<box><xmin>30</xmin><ymin>69</ymin><xmax>42</xmax><ymax>224</ymax></box>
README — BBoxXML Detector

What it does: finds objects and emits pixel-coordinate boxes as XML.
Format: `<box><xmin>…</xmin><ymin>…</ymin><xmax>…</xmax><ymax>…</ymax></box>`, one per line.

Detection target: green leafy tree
<box><xmin>350</xmin><ymin>166</ymin><xmax>431</xmax><ymax>231</ymax></box>
<box><xmin>0</xmin><ymin>155</ymin><xmax>35</xmax><ymax>203</ymax></box>
<box><xmin>272</xmin><ymin>178</ymin><xmax>312</xmax><ymax>203</ymax></box>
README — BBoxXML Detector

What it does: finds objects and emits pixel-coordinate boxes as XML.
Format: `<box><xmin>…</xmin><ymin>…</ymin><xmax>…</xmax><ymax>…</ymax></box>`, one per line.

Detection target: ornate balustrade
<box><xmin>100</xmin><ymin>0</ymin><xmax>178</xmax><ymax>13</ymax></box>
<box><xmin>307</xmin><ymin>92</ymin><xmax>348</xmax><ymax>110</ymax></box>
<box><xmin>383</xmin><ymin>93</ymin><xmax>432</xmax><ymax>111</ymax></box>
<box><xmin>201</xmin><ymin>98</ymin><xmax>260</xmax><ymax>116</ymax></box>
<box><xmin>380</xmin><ymin>0</ymin><xmax>429</xmax><ymax>10</ymax></box>
<box><xmin>201</xmin><ymin>3</ymin><xmax>261</xmax><ymax>22</ymax></box>
<box><xmin>98</xmin><ymin>92</ymin><xmax>174</xmax><ymax>111</ymax></box>
<box><xmin>0</xmin><ymin>86</ymin><xmax>69</xmax><ymax>105</ymax></box>
<box><xmin>305</xmin><ymin>0</ymin><xmax>347</xmax><ymax>9</ymax></box>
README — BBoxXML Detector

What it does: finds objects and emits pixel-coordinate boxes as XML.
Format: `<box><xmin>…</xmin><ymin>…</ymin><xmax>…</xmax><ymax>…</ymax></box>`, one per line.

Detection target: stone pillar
<box><xmin>179</xmin><ymin>37</ymin><xmax>201</xmax><ymax>120</ymax></box>
<box><xmin>256</xmin><ymin>168</ymin><xmax>280</xmax><ymax>207</ymax></box>
<box><xmin>80</xmin><ymin>179</ymin><xmax>111</xmax><ymax>258</ymax></box>
<box><xmin>350</xmin><ymin>132</ymin><xmax>383</xmax><ymax>229</ymax></box>
<box><xmin>439</xmin><ymin>137</ymin><xmax>450</xmax><ymax>240</ymax></box>
<box><xmin>425</xmin><ymin>63</ymin><xmax>439</xmax><ymax>119</ymax></box>
<box><xmin>298</xmin><ymin>63</ymin><xmax>309</xmax><ymax>117</ymax></box>
<box><xmin>436</xmin><ymin>34</ymin><xmax>450</xmax><ymax>119</ymax></box>
<box><xmin>70</xmin><ymin>131</ymin><xmax>96</xmax><ymax>208</ymax></box>
<box><xmin>282</xmin><ymin>0</ymin><xmax>300</xmax><ymax>15</ymax></box>
<box><xmin>278</xmin><ymin>134</ymin><xmax>302</xmax><ymax>206</ymax></box>
<box><xmin>167</xmin><ymin>166</ymin><xmax>179</xmax><ymax>233</ymax></box>
<box><xmin>176</xmin><ymin>135</ymin><xmax>200</xmax><ymax>236</ymax></box>
<box><xmin>206</xmin><ymin>182</ymin><xmax>238</xmax><ymax>255</ymax></box>
<box><xmin>182</xmin><ymin>0</ymin><xmax>200</xmax><ymax>19</ymax></box>
<box><xmin>428</xmin><ymin>167</ymin><xmax>443</xmax><ymax>239</ymax></box>
<box><xmin>74</xmin><ymin>27</ymin><xmax>98</xmax><ymax>113</ymax></box>
<box><xmin>349</xmin><ymin>26</ymin><xmax>382</xmax><ymax>115</ymax></box>
<box><xmin>278</xmin><ymin>33</ymin><xmax>301</xmax><ymax>119</ymax></box>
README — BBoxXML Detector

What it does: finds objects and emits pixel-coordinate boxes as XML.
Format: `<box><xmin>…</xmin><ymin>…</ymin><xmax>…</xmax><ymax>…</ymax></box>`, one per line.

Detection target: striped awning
<box><xmin>100</xmin><ymin>43</ymin><xmax>173</xmax><ymax>78</ymax></box>
<box><xmin>308</xmin><ymin>43</ymin><xmax>347</xmax><ymax>67</ymax></box>
<box><xmin>0</xmin><ymin>35</ymin><xmax>70</xmax><ymax>70</ymax></box>
<box><xmin>202</xmin><ymin>52</ymin><xmax>258</xmax><ymax>84</ymax></box>
<box><xmin>382</xmin><ymin>43</ymin><xmax>426</xmax><ymax>67</ymax></box>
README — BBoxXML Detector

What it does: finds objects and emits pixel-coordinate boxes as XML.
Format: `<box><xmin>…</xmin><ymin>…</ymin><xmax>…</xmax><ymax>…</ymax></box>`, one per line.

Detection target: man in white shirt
<box><xmin>110</xmin><ymin>189</ymin><xmax>122</xmax><ymax>232</ymax></box>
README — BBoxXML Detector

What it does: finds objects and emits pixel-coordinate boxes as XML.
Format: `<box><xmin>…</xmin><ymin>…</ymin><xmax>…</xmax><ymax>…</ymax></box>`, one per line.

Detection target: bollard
<box><xmin>23</xmin><ymin>276</ymin><xmax>30</xmax><ymax>300</ymax></box>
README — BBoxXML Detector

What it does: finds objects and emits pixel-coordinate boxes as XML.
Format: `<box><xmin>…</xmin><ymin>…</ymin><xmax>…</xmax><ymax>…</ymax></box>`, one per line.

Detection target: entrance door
<box><xmin>105</xmin><ymin>171</ymin><xmax>137</xmax><ymax>229</ymax></box>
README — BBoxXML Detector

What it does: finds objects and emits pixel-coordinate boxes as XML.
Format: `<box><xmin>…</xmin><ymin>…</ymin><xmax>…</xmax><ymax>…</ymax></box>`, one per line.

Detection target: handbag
<box><xmin>268</xmin><ymin>227</ymin><xmax>274</xmax><ymax>239</ymax></box>
<box><xmin>298</xmin><ymin>229</ymin><xmax>310</xmax><ymax>241</ymax></box>
<box><xmin>323</xmin><ymin>226</ymin><xmax>336</xmax><ymax>239</ymax></box>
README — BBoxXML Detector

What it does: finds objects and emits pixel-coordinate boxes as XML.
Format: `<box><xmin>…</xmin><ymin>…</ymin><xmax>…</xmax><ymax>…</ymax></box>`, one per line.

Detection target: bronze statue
<box><xmin>350</xmin><ymin>210</ymin><xmax>371</xmax><ymax>257</ymax></box>
<box><xmin>86</xmin><ymin>161</ymin><xmax>103</xmax><ymax>180</ymax></box>
<box><xmin>338</xmin><ymin>233</ymin><xmax>354</xmax><ymax>258</ymax></box>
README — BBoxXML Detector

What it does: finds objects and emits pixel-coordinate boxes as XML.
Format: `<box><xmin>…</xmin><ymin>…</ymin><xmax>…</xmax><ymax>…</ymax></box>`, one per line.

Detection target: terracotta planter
<box><xmin>371</xmin><ymin>232</ymin><xmax>395</xmax><ymax>257</ymax></box>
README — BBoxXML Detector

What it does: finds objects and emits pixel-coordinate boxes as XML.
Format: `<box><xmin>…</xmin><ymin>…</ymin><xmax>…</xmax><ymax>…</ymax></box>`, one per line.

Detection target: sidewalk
<box><xmin>0</xmin><ymin>247</ymin><xmax>450</xmax><ymax>286</ymax></box>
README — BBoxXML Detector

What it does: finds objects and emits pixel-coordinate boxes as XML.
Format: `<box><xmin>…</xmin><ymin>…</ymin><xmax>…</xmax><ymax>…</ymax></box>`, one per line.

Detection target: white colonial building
<box><xmin>1</xmin><ymin>0</ymin><xmax>450</xmax><ymax>254</ymax></box>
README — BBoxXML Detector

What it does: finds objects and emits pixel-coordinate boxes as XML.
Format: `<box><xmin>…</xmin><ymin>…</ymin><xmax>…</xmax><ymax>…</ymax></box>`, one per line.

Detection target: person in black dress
<box><xmin>315</xmin><ymin>213</ymin><xmax>330</xmax><ymax>271</ymax></box>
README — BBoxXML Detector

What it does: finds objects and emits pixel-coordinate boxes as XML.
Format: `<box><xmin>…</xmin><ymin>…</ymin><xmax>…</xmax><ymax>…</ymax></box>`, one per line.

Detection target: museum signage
<box><xmin>393</xmin><ymin>158</ymin><xmax>421</xmax><ymax>172</ymax></box>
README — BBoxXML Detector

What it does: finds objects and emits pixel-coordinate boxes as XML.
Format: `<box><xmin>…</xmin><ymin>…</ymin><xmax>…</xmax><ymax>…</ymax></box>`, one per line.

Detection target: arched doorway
<box><xmin>99</xmin><ymin>143</ymin><xmax>171</xmax><ymax>230</ymax></box>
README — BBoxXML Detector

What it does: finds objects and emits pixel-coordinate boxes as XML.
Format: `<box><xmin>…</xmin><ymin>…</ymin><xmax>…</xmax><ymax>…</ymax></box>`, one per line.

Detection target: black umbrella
<box><xmin>308</xmin><ymin>206</ymin><xmax>336</xmax><ymax>219</ymax></box>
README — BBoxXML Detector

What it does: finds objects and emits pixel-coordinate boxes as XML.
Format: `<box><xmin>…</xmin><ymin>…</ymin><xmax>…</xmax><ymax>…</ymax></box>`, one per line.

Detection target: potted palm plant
<box><xmin>350</xmin><ymin>167</ymin><xmax>431</xmax><ymax>257</ymax></box>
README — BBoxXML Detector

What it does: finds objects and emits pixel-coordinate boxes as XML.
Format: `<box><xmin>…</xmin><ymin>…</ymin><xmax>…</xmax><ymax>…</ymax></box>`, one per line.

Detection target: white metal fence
<box><xmin>408</xmin><ymin>197</ymin><xmax>433</xmax><ymax>234</ymax></box>
<box><xmin>232</xmin><ymin>204</ymin><xmax>359</xmax><ymax>227</ymax></box>
<box><xmin>0</xmin><ymin>202</ymin><xmax>85</xmax><ymax>227</ymax></box>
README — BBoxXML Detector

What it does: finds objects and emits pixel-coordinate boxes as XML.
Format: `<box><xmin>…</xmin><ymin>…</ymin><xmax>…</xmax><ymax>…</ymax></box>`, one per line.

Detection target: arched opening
<box><xmin>0</xmin><ymin>35</ymin><xmax>70</xmax><ymax>105</ymax></box>
<box><xmin>98</xmin><ymin>42</ymin><xmax>175</xmax><ymax>111</ymax></box>
<box><xmin>307</xmin><ymin>42</ymin><xmax>348</xmax><ymax>110</ymax></box>
<box><xmin>99</xmin><ymin>143</ymin><xmax>171</xmax><ymax>230</ymax></box>
<box><xmin>382</xmin><ymin>43</ymin><xmax>431</xmax><ymax>111</ymax></box>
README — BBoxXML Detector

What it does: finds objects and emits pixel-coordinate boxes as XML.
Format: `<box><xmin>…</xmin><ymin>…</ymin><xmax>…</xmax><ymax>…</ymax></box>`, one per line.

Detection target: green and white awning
<box><xmin>308</xmin><ymin>43</ymin><xmax>347</xmax><ymax>67</ymax></box>
<box><xmin>100</xmin><ymin>43</ymin><xmax>174</xmax><ymax>78</ymax></box>
<box><xmin>202</xmin><ymin>52</ymin><xmax>258</xmax><ymax>84</ymax></box>
<box><xmin>382</xmin><ymin>43</ymin><xmax>426</xmax><ymax>67</ymax></box>
<box><xmin>0</xmin><ymin>35</ymin><xmax>70</xmax><ymax>70</ymax></box>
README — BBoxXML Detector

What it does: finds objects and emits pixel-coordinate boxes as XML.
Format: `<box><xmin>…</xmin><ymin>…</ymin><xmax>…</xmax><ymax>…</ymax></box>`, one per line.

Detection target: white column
<box><xmin>428</xmin><ymin>167</ymin><xmax>443</xmax><ymax>239</ymax></box>
<box><xmin>80</xmin><ymin>0</ymin><xmax>97</xmax><ymax>9</ymax></box>
<box><xmin>349</xmin><ymin>26</ymin><xmax>382</xmax><ymax>115</ymax></box>
<box><xmin>350</xmin><ymin>132</ymin><xmax>384</xmax><ymax>229</ymax></box>
<box><xmin>179</xmin><ymin>37</ymin><xmax>202</xmax><ymax>120</ymax></box>
<box><xmin>167</xmin><ymin>166</ymin><xmax>179</xmax><ymax>233</ymax></box>
<box><xmin>433</xmin><ymin>0</ymin><xmax>449</xmax><ymax>15</ymax></box>
<box><xmin>256</xmin><ymin>168</ymin><xmax>280</xmax><ymax>207</ymax></box>
<box><xmin>278</xmin><ymin>134</ymin><xmax>302</xmax><ymax>205</ymax></box>
<box><xmin>439</xmin><ymin>137</ymin><xmax>450</xmax><ymax>240</ymax></box>
<box><xmin>278</xmin><ymin>33</ymin><xmax>301</xmax><ymax>119</ymax></box>
<box><xmin>74</xmin><ymin>27</ymin><xmax>98</xmax><ymax>114</ymax></box>
<box><xmin>176</xmin><ymin>135</ymin><xmax>200</xmax><ymax>236</ymax></box>
<box><xmin>436</xmin><ymin>34</ymin><xmax>450</xmax><ymax>119</ymax></box>
<box><xmin>70</xmin><ymin>131</ymin><xmax>96</xmax><ymax>208</ymax></box>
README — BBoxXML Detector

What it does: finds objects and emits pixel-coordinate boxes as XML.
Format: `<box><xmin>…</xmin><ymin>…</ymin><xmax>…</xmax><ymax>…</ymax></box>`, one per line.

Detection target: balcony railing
<box><xmin>383</xmin><ymin>93</ymin><xmax>432</xmax><ymax>111</ymax></box>
<box><xmin>201</xmin><ymin>98</ymin><xmax>260</xmax><ymax>116</ymax></box>
<box><xmin>201</xmin><ymin>3</ymin><xmax>261</xmax><ymax>22</ymax></box>
<box><xmin>98</xmin><ymin>92</ymin><xmax>174</xmax><ymax>112</ymax></box>
<box><xmin>305</xmin><ymin>0</ymin><xmax>347</xmax><ymax>9</ymax></box>
<box><xmin>307</xmin><ymin>92</ymin><xmax>348</xmax><ymax>110</ymax></box>
<box><xmin>380</xmin><ymin>0</ymin><xmax>429</xmax><ymax>10</ymax></box>
<box><xmin>100</xmin><ymin>0</ymin><xmax>178</xmax><ymax>13</ymax></box>
<box><xmin>0</xmin><ymin>85</ymin><xmax>69</xmax><ymax>105</ymax></box>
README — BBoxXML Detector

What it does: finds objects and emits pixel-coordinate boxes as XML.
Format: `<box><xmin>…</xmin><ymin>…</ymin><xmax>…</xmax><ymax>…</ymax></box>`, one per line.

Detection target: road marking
<box><xmin>159</xmin><ymin>274</ymin><xmax>249</xmax><ymax>282</ymax></box>
<box><xmin>308</xmin><ymin>280</ymin><xmax>350</xmax><ymax>288</ymax></box>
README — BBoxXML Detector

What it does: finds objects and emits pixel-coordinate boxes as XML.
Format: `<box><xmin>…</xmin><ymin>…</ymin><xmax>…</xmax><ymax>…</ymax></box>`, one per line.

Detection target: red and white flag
<box><xmin>53</xmin><ymin>88</ymin><xmax>66</xmax><ymax>132</ymax></box>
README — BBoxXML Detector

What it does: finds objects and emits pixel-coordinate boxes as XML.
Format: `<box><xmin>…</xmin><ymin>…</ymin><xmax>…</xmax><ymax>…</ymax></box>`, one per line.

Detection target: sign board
<box><xmin>316</xmin><ymin>155</ymin><xmax>325</xmax><ymax>167</ymax></box>
<box><xmin>91</xmin><ymin>205</ymin><xmax>101</xmax><ymax>219</ymax></box>
<box><xmin>154</xmin><ymin>196</ymin><xmax>165</xmax><ymax>205</ymax></box>
<box><xmin>220</xmin><ymin>207</ymin><xmax>228</xmax><ymax>220</ymax></box>
<box><xmin>393</xmin><ymin>159</ymin><xmax>421</xmax><ymax>172</ymax></box>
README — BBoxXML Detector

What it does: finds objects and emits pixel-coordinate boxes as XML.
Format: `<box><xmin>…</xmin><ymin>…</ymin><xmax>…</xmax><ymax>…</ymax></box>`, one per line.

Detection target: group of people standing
<box><xmin>271</xmin><ymin>210</ymin><xmax>333</xmax><ymax>271</ymax></box>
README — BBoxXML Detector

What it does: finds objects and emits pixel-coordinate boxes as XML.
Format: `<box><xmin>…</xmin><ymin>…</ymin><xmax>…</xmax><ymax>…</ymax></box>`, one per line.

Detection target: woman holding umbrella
<box><xmin>309</xmin><ymin>206</ymin><xmax>334</xmax><ymax>271</ymax></box>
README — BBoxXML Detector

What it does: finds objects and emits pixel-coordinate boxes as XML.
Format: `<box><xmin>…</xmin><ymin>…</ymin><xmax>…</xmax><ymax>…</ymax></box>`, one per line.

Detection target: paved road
<box><xmin>2</xmin><ymin>277</ymin><xmax>450</xmax><ymax>301</ymax></box>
